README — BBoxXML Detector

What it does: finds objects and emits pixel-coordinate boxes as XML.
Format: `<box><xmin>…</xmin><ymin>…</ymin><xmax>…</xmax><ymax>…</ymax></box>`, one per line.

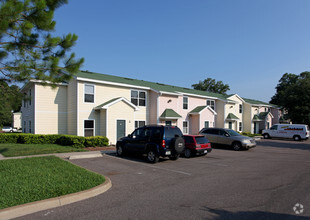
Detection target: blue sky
<box><xmin>54</xmin><ymin>0</ymin><xmax>310</xmax><ymax>102</ymax></box>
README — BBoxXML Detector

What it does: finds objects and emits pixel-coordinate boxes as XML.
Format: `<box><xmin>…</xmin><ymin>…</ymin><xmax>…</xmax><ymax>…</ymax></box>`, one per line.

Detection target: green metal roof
<box><xmin>252</xmin><ymin>114</ymin><xmax>261</xmax><ymax>121</ymax></box>
<box><xmin>77</xmin><ymin>71</ymin><xmax>227</xmax><ymax>100</ymax></box>
<box><xmin>226</xmin><ymin>113</ymin><xmax>239</xmax><ymax>120</ymax></box>
<box><xmin>159</xmin><ymin>109</ymin><xmax>182</xmax><ymax>119</ymax></box>
<box><xmin>189</xmin><ymin>106</ymin><xmax>207</xmax><ymax>114</ymax></box>
<box><xmin>242</xmin><ymin>97</ymin><xmax>271</xmax><ymax>106</ymax></box>
<box><xmin>95</xmin><ymin>97</ymin><xmax>121</xmax><ymax>109</ymax></box>
<box><xmin>258</xmin><ymin>112</ymin><xmax>269</xmax><ymax>119</ymax></box>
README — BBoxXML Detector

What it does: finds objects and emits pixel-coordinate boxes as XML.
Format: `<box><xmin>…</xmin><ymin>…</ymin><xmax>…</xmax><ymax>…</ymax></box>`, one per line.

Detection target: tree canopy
<box><xmin>192</xmin><ymin>77</ymin><xmax>230</xmax><ymax>95</ymax></box>
<box><xmin>270</xmin><ymin>72</ymin><xmax>310</xmax><ymax>125</ymax></box>
<box><xmin>0</xmin><ymin>81</ymin><xmax>22</xmax><ymax>126</ymax></box>
<box><xmin>0</xmin><ymin>0</ymin><xmax>84</xmax><ymax>85</ymax></box>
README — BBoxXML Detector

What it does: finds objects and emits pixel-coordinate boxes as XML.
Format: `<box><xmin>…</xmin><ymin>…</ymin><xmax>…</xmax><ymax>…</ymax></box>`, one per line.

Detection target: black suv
<box><xmin>116</xmin><ymin>125</ymin><xmax>185</xmax><ymax>163</ymax></box>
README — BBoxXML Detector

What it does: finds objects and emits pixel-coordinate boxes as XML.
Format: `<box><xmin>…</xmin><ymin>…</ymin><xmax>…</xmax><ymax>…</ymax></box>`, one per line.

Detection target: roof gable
<box><xmin>189</xmin><ymin>106</ymin><xmax>217</xmax><ymax>115</ymax></box>
<box><xmin>94</xmin><ymin>97</ymin><xmax>139</xmax><ymax>111</ymax></box>
<box><xmin>159</xmin><ymin>109</ymin><xmax>182</xmax><ymax>119</ymax></box>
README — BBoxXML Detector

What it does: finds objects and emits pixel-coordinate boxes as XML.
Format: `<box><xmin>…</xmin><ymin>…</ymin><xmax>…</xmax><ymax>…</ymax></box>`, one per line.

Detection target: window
<box><xmin>131</xmin><ymin>90</ymin><xmax>146</xmax><ymax>106</ymax></box>
<box><xmin>204</xmin><ymin>121</ymin><xmax>209</xmax><ymax>128</ymax></box>
<box><xmin>29</xmin><ymin>121</ymin><xmax>31</xmax><ymax>133</ymax></box>
<box><xmin>84</xmin><ymin>84</ymin><xmax>94</xmax><ymax>103</ymax></box>
<box><xmin>165</xmin><ymin>121</ymin><xmax>172</xmax><ymax>126</ymax></box>
<box><xmin>29</xmin><ymin>89</ymin><xmax>31</xmax><ymax>106</ymax></box>
<box><xmin>228</xmin><ymin>122</ymin><xmax>232</xmax><ymax>129</ymax></box>
<box><xmin>24</xmin><ymin>121</ymin><xmax>26</xmax><ymax>133</ymax></box>
<box><xmin>270</xmin><ymin>125</ymin><xmax>277</xmax><ymax>130</ymax></box>
<box><xmin>183</xmin><ymin>96</ymin><xmax>188</xmax><ymax>109</ymax></box>
<box><xmin>135</xmin><ymin>121</ymin><xmax>146</xmax><ymax>129</ymax></box>
<box><xmin>206</xmin><ymin>100</ymin><xmax>215</xmax><ymax>110</ymax></box>
<box><xmin>183</xmin><ymin>121</ymin><xmax>188</xmax><ymax>134</ymax></box>
<box><xmin>239</xmin><ymin>122</ymin><xmax>242</xmax><ymax>131</ymax></box>
<box><xmin>184</xmin><ymin>136</ymin><xmax>194</xmax><ymax>144</ymax></box>
<box><xmin>84</xmin><ymin>120</ymin><xmax>94</xmax><ymax>137</ymax></box>
<box><xmin>239</xmin><ymin>104</ymin><xmax>243</xmax><ymax>114</ymax></box>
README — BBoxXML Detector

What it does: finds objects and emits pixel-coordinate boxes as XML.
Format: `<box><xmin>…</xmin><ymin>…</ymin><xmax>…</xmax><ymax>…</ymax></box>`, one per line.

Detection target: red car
<box><xmin>183</xmin><ymin>135</ymin><xmax>212</xmax><ymax>158</ymax></box>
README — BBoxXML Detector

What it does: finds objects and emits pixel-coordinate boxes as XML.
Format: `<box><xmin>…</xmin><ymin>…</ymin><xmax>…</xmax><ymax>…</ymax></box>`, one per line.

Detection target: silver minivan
<box><xmin>199</xmin><ymin>128</ymin><xmax>256</xmax><ymax>151</ymax></box>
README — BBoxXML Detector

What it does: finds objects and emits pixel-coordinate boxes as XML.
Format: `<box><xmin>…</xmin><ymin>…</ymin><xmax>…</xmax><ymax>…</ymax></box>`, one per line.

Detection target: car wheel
<box><xmin>172</xmin><ymin>137</ymin><xmax>185</xmax><ymax>154</ymax></box>
<box><xmin>184</xmin><ymin>149</ymin><xmax>191</xmax><ymax>158</ymax></box>
<box><xmin>232</xmin><ymin>142</ymin><xmax>242</xmax><ymax>151</ymax></box>
<box><xmin>147</xmin><ymin>149</ymin><xmax>159</xmax><ymax>163</ymax></box>
<box><xmin>169</xmin><ymin>154</ymin><xmax>180</xmax><ymax>160</ymax></box>
<box><xmin>263</xmin><ymin>133</ymin><xmax>270</xmax><ymax>139</ymax></box>
<box><xmin>116</xmin><ymin>144</ymin><xmax>124</xmax><ymax>157</ymax></box>
<box><xmin>293</xmin><ymin>135</ymin><xmax>301</xmax><ymax>141</ymax></box>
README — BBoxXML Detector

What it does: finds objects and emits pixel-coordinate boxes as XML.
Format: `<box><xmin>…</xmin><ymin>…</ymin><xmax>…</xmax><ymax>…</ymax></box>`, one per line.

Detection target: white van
<box><xmin>262</xmin><ymin>124</ymin><xmax>309</xmax><ymax>141</ymax></box>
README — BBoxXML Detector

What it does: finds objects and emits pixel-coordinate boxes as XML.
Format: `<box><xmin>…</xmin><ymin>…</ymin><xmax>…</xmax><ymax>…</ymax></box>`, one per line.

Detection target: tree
<box><xmin>0</xmin><ymin>81</ymin><xmax>22</xmax><ymax>126</ymax></box>
<box><xmin>270</xmin><ymin>72</ymin><xmax>310</xmax><ymax>125</ymax></box>
<box><xmin>192</xmin><ymin>77</ymin><xmax>230</xmax><ymax>94</ymax></box>
<box><xmin>0</xmin><ymin>0</ymin><xmax>84</xmax><ymax>85</ymax></box>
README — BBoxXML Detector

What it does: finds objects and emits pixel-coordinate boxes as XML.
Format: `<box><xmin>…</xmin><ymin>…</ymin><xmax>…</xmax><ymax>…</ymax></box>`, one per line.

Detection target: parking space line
<box><xmin>104</xmin><ymin>154</ymin><xmax>191</xmax><ymax>176</ymax></box>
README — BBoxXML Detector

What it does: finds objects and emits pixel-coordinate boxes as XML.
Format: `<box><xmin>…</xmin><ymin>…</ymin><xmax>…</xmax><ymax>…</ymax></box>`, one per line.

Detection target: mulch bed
<box><xmin>84</xmin><ymin>146</ymin><xmax>116</xmax><ymax>151</ymax></box>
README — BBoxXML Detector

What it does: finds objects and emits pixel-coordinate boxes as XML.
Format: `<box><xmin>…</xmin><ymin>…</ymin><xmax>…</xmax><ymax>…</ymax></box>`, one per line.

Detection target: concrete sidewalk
<box><xmin>0</xmin><ymin>149</ymin><xmax>116</xmax><ymax>160</ymax></box>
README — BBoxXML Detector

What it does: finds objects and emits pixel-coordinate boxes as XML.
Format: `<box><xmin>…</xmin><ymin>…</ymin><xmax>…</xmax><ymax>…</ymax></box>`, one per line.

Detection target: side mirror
<box><xmin>225</xmin><ymin>133</ymin><xmax>230</xmax><ymax>137</ymax></box>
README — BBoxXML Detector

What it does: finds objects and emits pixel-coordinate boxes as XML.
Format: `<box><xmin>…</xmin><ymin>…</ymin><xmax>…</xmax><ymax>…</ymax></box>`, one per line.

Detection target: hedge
<box><xmin>0</xmin><ymin>133</ymin><xmax>109</xmax><ymax>148</ymax></box>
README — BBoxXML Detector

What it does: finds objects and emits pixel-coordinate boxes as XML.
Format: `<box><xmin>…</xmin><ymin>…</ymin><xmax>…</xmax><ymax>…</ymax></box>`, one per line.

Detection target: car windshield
<box><xmin>226</xmin><ymin>129</ymin><xmax>241</xmax><ymax>136</ymax></box>
<box><xmin>195</xmin><ymin>136</ymin><xmax>209</xmax><ymax>144</ymax></box>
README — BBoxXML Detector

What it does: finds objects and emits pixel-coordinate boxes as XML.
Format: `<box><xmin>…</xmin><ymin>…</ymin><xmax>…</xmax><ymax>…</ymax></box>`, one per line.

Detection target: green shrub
<box><xmin>0</xmin><ymin>133</ymin><xmax>109</xmax><ymax>148</ymax></box>
<box><xmin>0</xmin><ymin>134</ymin><xmax>19</xmax><ymax>144</ymax></box>
<box><xmin>85</xmin><ymin>136</ymin><xmax>109</xmax><ymax>147</ymax></box>
<box><xmin>57</xmin><ymin>135</ymin><xmax>85</xmax><ymax>148</ymax></box>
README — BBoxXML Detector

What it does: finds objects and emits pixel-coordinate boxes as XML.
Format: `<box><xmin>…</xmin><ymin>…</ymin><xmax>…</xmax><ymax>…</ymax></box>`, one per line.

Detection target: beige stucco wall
<box><xmin>77</xmin><ymin>81</ymin><xmax>147</xmax><ymax>142</ymax></box>
<box><xmin>215</xmin><ymin>100</ymin><xmax>225</xmax><ymax>128</ymax></box>
<box><xmin>224</xmin><ymin>95</ymin><xmax>243</xmax><ymax>131</ymax></box>
<box><xmin>190</xmin><ymin>115</ymin><xmax>200</xmax><ymax>135</ymax></box>
<box><xmin>35</xmin><ymin>84</ymin><xmax>68</xmax><ymax>134</ymax></box>
<box><xmin>106</xmin><ymin>101</ymin><xmax>135</xmax><ymax>144</ymax></box>
<box><xmin>148</xmin><ymin>91</ymin><xmax>158</xmax><ymax>124</ymax></box>
<box><xmin>243</xmin><ymin>103</ymin><xmax>253</xmax><ymax>133</ymax></box>
<box><xmin>13</xmin><ymin>113</ymin><xmax>22</xmax><ymax>129</ymax></box>
<box><xmin>67</xmin><ymin>79</ymin><xmax>77</xmax><ymax>135</ymax></box>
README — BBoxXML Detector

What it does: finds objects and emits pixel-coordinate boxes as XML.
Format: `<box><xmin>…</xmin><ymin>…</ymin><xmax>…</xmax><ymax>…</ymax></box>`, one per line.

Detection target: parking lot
<box><xmin>19</xmin><ymin>139</ymin><xmax>310</xmax><ymax>220</ymax></box>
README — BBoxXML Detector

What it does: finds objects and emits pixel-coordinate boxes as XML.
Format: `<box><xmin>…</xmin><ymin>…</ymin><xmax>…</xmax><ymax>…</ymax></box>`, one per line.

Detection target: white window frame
<box><xmin>84</xmin><ymin>84</ymin><xmax>95</xmax><ymax>104</ymax></box>
<box><xmin>239</xmin><ymin>122</ymin><xmax>242</xmax><ymax>131</ymax></box>
<box><xmin>135</xmin><ymin>120</ymin><xmax>146</xmax><ymax>129</ymax></box>
<box><xmin>206</xmin><ymin>99</ymin><xmax>215</xmax><ymax>110</ymax></box>
<box><xmin>183</xmin><ymin>121</ymin><xmax>189</xmax><ymax>134</ymax></box>
<box><xmin>131</xmin><ymin>90</ymin><xmax>146</xmax><ymax>107</ymax></box>
<box><xmin>84</xmin><ymin>119</ymin><xmax>95</xmax><ymax>137</ymax></box>
<box><xmin>204</xmin><ymin>121</ymin><xmax>210</xmax><ymax>128</ymax></box>
<box><xmin>239</xmin><ymin>104</ymin><xmax>243</xmax><ymax>114</ymax></box>
<box><xmin>183</xmin><ymin>96</ymin><xmax>188</xmax><ymax>110</ymax></box>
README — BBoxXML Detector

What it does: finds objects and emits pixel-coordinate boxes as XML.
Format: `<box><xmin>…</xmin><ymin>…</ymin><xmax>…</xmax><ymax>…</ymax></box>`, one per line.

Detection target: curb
<box><xmin>68</xmin><ymin>153</ymin><xmax>103</xmax><ymax>160</ymax></box>
<box><xmin>0</xmin><ymin>177</ymin><xmax>112</xmax><ymax>220</ymax></box>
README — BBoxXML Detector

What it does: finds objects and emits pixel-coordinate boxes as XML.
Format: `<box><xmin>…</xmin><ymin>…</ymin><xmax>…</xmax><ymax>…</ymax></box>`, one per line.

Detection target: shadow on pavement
<box><xmin>257</xmin><ymin>139</ymin><xmax>310</xmax><ymax>151</ymax></box>
<box><xmin>105</xmin><ymin>152</ymin><xmax>170</xmax><ymax>164</ymax></box>
<box><xmin>203</xmin><ymin>207</ymin><xmax>308</xmax><ymax>220</ymax></box>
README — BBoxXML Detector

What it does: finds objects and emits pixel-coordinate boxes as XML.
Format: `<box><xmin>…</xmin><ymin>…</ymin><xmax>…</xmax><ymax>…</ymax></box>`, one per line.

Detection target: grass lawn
<box><xmin>0</xmin><ymin>143</ymin><xmax>87</xmax><ymax>157</ymax></box>
<box><xmin>0</xmin><ymin>156</ymin><xmax>105</xmax><ymax>209</ymax></box>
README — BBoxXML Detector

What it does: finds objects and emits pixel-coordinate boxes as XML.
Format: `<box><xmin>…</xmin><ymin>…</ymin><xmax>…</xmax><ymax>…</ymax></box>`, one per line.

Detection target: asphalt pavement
<box><xmin>14</xmin><ymin>139</ymin><xmax>310</xmax><ymax>220</ymax></box>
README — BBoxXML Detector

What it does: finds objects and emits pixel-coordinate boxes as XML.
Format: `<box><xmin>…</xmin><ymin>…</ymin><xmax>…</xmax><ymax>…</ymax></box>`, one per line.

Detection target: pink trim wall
<box><xmin>158</xmin><ymin>94</ymin><xmax>216</xmax><ymax>134</ymax></box>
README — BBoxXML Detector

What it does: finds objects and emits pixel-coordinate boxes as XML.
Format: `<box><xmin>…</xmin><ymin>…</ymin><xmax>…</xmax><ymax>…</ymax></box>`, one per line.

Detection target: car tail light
<box><xmin>162</xmin><ymin>140</ymin><xmax>166</xmax><ymax>148</ymax></box>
